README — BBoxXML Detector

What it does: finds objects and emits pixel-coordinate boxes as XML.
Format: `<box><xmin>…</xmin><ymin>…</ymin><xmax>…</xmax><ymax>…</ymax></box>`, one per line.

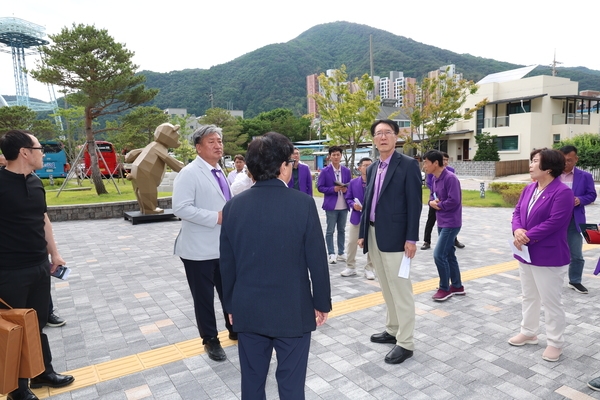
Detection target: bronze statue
<box><xmin>125</xmin><ymin>123</ymin><xmax>184</xmax><ymax>214</ymax></box>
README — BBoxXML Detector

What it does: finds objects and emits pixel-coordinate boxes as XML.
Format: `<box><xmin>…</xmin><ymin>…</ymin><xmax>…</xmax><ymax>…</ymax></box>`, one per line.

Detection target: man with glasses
<box><xmin>0</xmin><ymin>130</ymin><xmax>74</xmax><ymax>400</ymax></box>
<box><xmin>287</xmin><ymin>147</ymin><xmax>313</xmax><ymax>196</ymax></box>
<box><xmin>173</xmin><ymin>125</ymin><xmax>235</xmax><ymax>362</ymax></box>
<box><xmin>317</xmin><ymin>146</ymin><xmax>351</xmax><ymax>264</ymax></box>
<box><xmin>358</xmin><ymin>120</ymin><xmax>422</xmax><ymax>365</ymax></box>
<box><xmin>559</xmin><ymin>145</ymin><xmax>597</xmax><ymax>294</ymax></box>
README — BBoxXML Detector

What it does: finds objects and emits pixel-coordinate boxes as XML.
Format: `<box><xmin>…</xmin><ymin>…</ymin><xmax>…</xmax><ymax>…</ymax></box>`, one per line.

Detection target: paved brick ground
<box><xmin>42</xmin><ymin>183</ymin><xmax>600</xmax><ymax>399</ymax></box>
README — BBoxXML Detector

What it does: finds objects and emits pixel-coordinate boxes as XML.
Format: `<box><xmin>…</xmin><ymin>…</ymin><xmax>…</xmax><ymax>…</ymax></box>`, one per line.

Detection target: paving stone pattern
<box><xmin>43</xmin><ymin>183</ymin><xmax>600</xmax><ymax>399</ymax></box>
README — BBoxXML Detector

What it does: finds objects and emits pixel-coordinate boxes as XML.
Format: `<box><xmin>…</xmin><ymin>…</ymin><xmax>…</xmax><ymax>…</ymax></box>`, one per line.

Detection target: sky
<box><xmin>2</xmin><ymin>0</ymin><xmax>599</xmax><ymax>102</ymax></box>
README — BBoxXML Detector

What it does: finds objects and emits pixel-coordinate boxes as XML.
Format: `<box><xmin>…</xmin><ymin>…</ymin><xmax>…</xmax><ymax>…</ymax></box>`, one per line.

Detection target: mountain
<box><xmin>7</xmin><ymin>22</ymin><xmax>600</xmax><ymax>119</ymax></box>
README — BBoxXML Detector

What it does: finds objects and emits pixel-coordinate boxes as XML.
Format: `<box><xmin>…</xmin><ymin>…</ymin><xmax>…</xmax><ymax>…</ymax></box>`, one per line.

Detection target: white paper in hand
<box><xmin>398</xmin><ymin>255</ymin><xmax>411</xmax><ymax>279</ymax></box>
<box><xmin>508</xmin><ymin>239</ymin><xmax>531</xmax><ymax>263</ymax></box>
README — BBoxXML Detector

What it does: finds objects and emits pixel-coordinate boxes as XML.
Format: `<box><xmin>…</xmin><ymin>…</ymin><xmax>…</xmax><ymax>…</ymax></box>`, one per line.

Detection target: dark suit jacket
<box><xmin>512</xmin><ymin>178</ymin><xmax>572</xmax><ymax>266</ymax></box>
<box><xmin>220</xmin><ymin>179</ymin><xmax>331</xmax><ymax>337</ymax></box>
<box><xmin>359</xmin><ymin>152</ymin><xmax>422</xmax><ymax>253</ymax></box>
<box><xmin>287</xmin><ymin>163</ymin><xmax>313</xmax><ymax>196</ymax></box>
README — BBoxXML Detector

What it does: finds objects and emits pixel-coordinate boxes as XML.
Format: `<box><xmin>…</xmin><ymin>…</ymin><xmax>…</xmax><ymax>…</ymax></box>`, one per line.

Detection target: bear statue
<box><xmin>125</xmin><ymin>123</ymin><xmax>185</xmax><ymax>214</ymax></box>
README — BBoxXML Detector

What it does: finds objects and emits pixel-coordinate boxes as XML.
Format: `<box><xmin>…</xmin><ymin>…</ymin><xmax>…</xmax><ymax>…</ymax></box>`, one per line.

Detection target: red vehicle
<box><xmin>84</xmin><ymin>141</ymin><xmax>121</xmax><ymax>177</ymax></box>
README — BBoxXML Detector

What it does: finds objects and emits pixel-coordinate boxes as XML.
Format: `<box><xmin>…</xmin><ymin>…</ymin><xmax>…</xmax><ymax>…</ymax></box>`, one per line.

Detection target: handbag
<box><xmin>580</xmin><ymin>223</ymin><xmax>600</xmax><ymax>244</ymax></box>
<box><xmin>0</xmin><ymin>316</ymin><xmax>23</xmax><ymax>394</ymax></box>
<box><xmin>0</xmin><ymin>299</ymin><xmax>44</xmax><ymax>379</ymax></box>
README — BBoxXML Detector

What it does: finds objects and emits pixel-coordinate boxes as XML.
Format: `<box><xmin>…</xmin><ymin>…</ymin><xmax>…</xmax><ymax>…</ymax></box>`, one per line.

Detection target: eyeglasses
<box><xmin>374</xmin><ymin>130</ymin><xmax>396</xmax><ymax>137</ymax></box>
<box><xmin>287</xmin><ymin>159</ymin><xmax>296</xmax><ymax>165</ymax></box>
<box><xmin>25</xmin><ymin>147</ymin><xmax>44</xmax><ymax>153</ymax></box>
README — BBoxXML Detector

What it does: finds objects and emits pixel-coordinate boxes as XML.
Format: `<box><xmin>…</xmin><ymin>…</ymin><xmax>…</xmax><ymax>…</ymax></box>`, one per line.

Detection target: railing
<box><xmin>552</xmin><ymin>113</ymin><xmax>590</xmax><ymax>125</ymax></box>
<box><xmin>483</xmin><ymin>116</ymin><xmax>510</xmax><ymax>128</ymax></box>
<box><xmin>581</xmin><ymin>167</ymin><xmax>600</xmax><ymax>181</ymax></box>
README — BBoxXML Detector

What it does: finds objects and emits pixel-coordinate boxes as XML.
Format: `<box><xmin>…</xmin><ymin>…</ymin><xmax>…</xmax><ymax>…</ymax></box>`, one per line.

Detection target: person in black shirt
<box><xmin>0</xmin><ymin>130</ymin><xmax>74</xmax><ymax>400</ymax></box>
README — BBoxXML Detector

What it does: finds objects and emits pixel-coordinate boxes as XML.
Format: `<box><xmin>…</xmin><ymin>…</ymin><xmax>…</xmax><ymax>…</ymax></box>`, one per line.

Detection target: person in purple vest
<box><xmin>287</xmin><ymin>147</ymin><xmax>313</xmax><ymax>196</ymax></box>
<box><xmin>559</xmin><ymin>145</ymin><xmax>597</xmax><ymax>294</ymax></box>
<box><xmin>317</xmin><ymin>146</ymin><xmax>352</xmax><ymax>264</ymax></box>
<box><xmin>422</xmin><ymin>152</ymin><xmax>465</xmax><ymax>250</ymax></box>
<box><xmin>509</xmin><ymin>148</ymin><xmax>572</xmax><ymax>363</ymax></box>
<box><xmin>342</xmin><ymin>157</ymin><xmax>375</xmax><ymax>279</ymax></box>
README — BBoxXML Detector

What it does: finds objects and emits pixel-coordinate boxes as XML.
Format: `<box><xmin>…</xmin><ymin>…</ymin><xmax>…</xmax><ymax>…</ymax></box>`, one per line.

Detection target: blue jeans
<box><xmin>567</xmin><ymin>218</ymin><xmax>585</xmax><ymax>284</ymax></box>
<box><xmin>433</xmin><ymin>227</ymin><xmax>462</xmax><ymax>291</ymax></box>
<box><xmin>325</xmin><ymin>210</ymin><xmax>348</xmax><ymax>255</ymax></box>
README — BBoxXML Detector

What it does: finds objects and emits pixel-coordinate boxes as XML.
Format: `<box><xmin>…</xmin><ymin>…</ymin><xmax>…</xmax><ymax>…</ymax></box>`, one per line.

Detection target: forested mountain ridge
<box><xmin>9</xmin><ymin>21</ymin><xmax>600</xmax><ymax>119</ymax></box>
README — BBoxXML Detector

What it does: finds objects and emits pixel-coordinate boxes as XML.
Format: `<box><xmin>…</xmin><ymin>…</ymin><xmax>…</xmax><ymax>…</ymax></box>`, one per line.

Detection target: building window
<box><xmin>553</xmin><ymin>134</ymin><xmax>561</xmax><ymax>144</ymax></box>
<box><xmin>495</xmin><ymin>135</ymin><xmax>519</xmax><ymax>151</ymax></box>
<box><xmin>507</xmin><ymin>101</ymin><xmax>530</xmax><ymax>115</ymax></box>
<box><xmin>476</xmin><ymin>108</ymin><xmax>484</xmax><ymax>135</ymax></box>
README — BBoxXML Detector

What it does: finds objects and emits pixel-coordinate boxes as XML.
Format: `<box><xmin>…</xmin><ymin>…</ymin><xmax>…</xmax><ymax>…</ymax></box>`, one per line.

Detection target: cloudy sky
<box><xmin>2</xmin><ymin>0</ymin><xmax>598</xmax><ymax>101</ymax></box>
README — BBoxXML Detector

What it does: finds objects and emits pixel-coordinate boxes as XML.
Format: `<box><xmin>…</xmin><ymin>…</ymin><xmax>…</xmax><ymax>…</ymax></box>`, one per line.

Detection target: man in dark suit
<box><xmin>220</xmin><ymin>132</ymin><xmax>331</xmax><ymax>400</ymax></box>
<box><xmin>287</xmin><ymin>147</ymin><xmax>313</xmax><ymax>196</ymax></box>
<box><xmin>358</xmin><ymin>119</ymin><xmax>422</xmax><ymax>365</ymax></box>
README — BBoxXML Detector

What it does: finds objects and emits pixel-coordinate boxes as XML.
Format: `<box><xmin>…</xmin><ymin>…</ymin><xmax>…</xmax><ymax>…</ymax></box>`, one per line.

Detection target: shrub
<box><xmin>487</xmin><ymin>182</ymin><xmax>527</xmax><ymax>206</ymax></box>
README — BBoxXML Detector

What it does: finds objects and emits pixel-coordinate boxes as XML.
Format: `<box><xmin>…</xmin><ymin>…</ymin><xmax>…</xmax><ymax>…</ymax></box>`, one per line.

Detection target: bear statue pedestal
<box><xmin>124</xmin><ymin>209</ymin><xmax>178</xmax><ymax>225</ymax></box>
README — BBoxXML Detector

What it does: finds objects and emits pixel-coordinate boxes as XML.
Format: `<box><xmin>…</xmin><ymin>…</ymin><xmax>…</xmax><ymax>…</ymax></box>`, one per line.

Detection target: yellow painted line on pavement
<box><xmin>7</xmin><ymin>254</ymin><xmax>600</xmax><ymax>399</ymax></box>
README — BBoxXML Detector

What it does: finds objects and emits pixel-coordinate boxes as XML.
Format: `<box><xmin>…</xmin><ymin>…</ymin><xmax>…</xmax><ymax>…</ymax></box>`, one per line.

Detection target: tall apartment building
<box><xmin>306</xmin><ymin>73</ymin><xmax>319</xmax><ymax>116</ymax></box>
<box><xmin>428</xmin><ymin>64</ymin><xmax>463</xmax><ymax>81</ymax></box>
<box><xmin>377</xmin><ymin>71</ymin><xmax>416</xmax><ymax>107</ymax></box>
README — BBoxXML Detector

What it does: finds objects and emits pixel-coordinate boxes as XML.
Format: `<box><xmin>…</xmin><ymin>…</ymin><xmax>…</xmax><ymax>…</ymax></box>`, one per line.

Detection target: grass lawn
<box><xmin>45</xmin><ymin>179</ymin><xmax>171</xmax><ymax>206</ymax></box>
<box><xmin>45</xmin><ymin>179</ymin><xmax>513</xmax><ymax>208</ymax></box>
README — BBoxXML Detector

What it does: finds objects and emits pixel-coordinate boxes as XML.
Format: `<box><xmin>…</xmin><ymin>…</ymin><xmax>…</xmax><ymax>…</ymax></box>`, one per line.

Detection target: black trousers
<box><xmin>181</xmin><ymin>258</ymin><xmax>232</xmax><ymax>341</ymax></box>
<box><xmin>238</xmin><ymin>332</ymin><xmax>311</xmax><ymax>400</ymax></box>
<box><xmin>423</xmin><ymin>205</ymin><xmax>437</xmax><ymax>244</ymax></box>
<box><xmin>0</xmin><ymin>261</ymin><xmax>55</xmax><ymax>391</ymax></box>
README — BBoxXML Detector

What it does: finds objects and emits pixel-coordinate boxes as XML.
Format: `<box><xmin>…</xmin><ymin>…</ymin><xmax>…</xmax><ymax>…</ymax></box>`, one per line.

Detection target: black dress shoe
<box><xmin>7</xmin><ymin>388</ymin><xmax>38</xmax><ymax>400</ymax></box>
<box><xmin>203</xmin><ymin>337</ymin><xmax>227</xmax><ymax>361</ymax></box>
<box><xmin>370</xmin><ymin>331</ymin><xmax>396</xmax><ymax>344</ymax></box>
<box><xmin>454</xmin><ymin>239</ymin><xmax>465</xmax><ymax>249</ymax></box>
<box><xmin>229</xmin><ymin>331</ymin><xmax>238</xmax><ymax>341</ymax></box>
<box><xmin>30</xmin><ymin>372</ymin><xmax>75</xmax><ymax>388</ymax></box>
<box><xmin>384</xmin><ymin>345</ymin><xmax>414</xmax><ymax>364</ymax></box>
<box><xmin>421</xmin><ymin>242</ymin><xmax>431</xmax><ymax>250</ymax></box>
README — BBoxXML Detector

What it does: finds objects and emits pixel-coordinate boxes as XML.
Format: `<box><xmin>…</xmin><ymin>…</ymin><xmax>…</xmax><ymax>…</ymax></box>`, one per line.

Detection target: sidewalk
<box><xmin>17</xmin><ymin>196</ymin><xmax>600</xmax><ymax>399</ymax></box>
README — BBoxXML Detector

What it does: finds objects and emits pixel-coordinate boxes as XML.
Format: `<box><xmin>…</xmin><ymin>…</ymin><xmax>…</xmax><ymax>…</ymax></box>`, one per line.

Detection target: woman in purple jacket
<box><xmin>509</xmin><ymin>148</ymin><xmax>572</xmax><ymax>362</ymax></box>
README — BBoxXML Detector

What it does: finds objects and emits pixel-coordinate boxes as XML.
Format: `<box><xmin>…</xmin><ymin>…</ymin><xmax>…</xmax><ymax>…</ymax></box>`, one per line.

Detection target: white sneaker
<box><xmin>340</xmin><ymin>268</ymin><xmax>356</xmax><ymax>277</ymax></box>
<box><xmin>329</xmin><ymin>254</ymin><xmax>337</xmax><ymax>264</ymax></box>
<box><xmin>365</xmin><ymin>270</ymin><xmax>375</xmax><ymax>280</ymax></box>
<box><xmin>337</xmin><ymin>254</ymin><xmax>346</xmax><ymax>262</ymax></box>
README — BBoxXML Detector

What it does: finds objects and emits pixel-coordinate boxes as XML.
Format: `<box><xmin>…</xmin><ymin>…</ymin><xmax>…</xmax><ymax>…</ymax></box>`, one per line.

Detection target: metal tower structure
<box><xmin>0</xmin><ymin>17</ymin><xmax>60</xmax><ymax>114</ymax></box>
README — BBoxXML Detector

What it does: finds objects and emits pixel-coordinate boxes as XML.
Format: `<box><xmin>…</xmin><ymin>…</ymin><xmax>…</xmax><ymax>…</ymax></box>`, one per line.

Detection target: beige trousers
<box><xmin>368</xmin><ymin>226</ymin><xmax>415</xmax><ymax>350</ymax></box>
<box><xmin>518</xmin><ymin>262</ymin><xmax>568</xmax><ymax>348</ymax></box>
<box><xmin>347</xmin><ymin>223</ymin><xmax>373</xmax><ymax>272</ymax></box>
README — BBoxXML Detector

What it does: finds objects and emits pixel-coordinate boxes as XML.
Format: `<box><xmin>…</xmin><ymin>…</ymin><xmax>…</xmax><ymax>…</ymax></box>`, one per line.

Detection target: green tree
<box><xmin>311</xmin><ymin>65</ymin><xmax>380</xmax><ymax>173</ymax></box>
<box><xmin>554</xmin><ymin>133</ymin><xmax>600</xmax><ymax>169</ymax></box>
<box><xmin>30</xmin><ymin>24</ymin><xmax>158</xmax><ymax>195</ymax></box>
<box><xmin>255</xmin><ymin>108</ymin><xmax>312</xmax><ymax>142</ymax></box>
<box><xmin>50</xmin><ymin>106</ymin><xmax>87</xmax><ymax>163</ymax></box>
<box><xmin>0</xmin><ymin>105</ymin><xmax>57</xmax><ymax>139</ymax></box>
<box><xmin>473</xmin><ymin>132</ymin><xmax>500</xmax><ymax>161</ymax></box>
<box><xmin>107</xmin><ymin>106</ymin><xmax>169</xmax><ymax>153</ymax></box>
<box><xmin>199</xmin><ymin>108</ymin><xmax>247</xmax><ymax>156</ymax></box>
<box><xmin>403</xmin><ymin>68</ymin><xmax>487</xmax><ymax>154</ymax></box>
<box><xmin>170</xmin><ymin>115</ymin><xmax>197</xmax><ymax>165</ymax></box>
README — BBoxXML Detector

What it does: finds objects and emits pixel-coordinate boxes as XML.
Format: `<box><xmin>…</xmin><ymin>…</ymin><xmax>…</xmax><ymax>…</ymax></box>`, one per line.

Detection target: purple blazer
<box><xmin>287</xmin><ymin>163</ymin><xmax>313</xmax><ymax>196</ymax></box>
<box><xmin>345</xmin><ymin>176</ymin><xmax>366</xmax><ymax>225</ymax></box>
<box><xmin>511</xmin><ymin>178</ymin><xmax>573</xmax><ymax>266</ymax></box>
<box><xmin>570</xmin><ymin>167</ymin><xmax>597</xmax><ymax>232</ymax></box>
<box><xmin>317</xmin><ymin>164</ymin><xmax>351</xmax><ymax>211</ymax></box>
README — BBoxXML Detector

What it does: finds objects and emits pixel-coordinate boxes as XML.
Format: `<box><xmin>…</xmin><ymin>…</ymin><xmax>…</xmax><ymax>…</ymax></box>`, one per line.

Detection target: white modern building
<box><xmin>445</xmin><ymin>66</ymin><xmax>600</xmax><ymax>162</ymax></box>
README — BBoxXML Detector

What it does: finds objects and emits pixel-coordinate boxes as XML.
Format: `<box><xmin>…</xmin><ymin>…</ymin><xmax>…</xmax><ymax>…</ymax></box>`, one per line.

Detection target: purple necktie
<box><xmin>369</xmin><ymin>161</ymin><xmax>387</xmax><ymax>222</ymax></box>
<box><xmin>211</xmin><ymin>169</ymin><xmax>231</xmax><ymax>201</ymax></box>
